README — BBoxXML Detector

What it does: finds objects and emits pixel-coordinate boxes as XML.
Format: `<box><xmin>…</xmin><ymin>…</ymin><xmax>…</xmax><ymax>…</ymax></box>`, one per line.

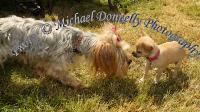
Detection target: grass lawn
<box><xmin>0</xmin><ymin>0</ymin><xmax>200</xmax><ymax>111</ymax></box>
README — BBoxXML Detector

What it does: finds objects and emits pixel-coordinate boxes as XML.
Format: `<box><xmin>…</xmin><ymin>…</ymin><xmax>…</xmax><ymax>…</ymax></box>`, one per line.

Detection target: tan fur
<box><xmin>92</xmin><ymin>41</ymin><xmax>130</xmax><ymax>78</ymax></box>
<box><xmin>132</xmin><ymin>33</ymin><xmax>186</xmax><ymax>83</ymax></box>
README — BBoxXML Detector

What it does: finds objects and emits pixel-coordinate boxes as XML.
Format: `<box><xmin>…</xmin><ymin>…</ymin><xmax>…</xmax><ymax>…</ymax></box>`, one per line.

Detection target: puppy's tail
<box><xmin>181</xmin><ymin>50</ymin><xmax>191</xmax><ymax>65</ymax></box>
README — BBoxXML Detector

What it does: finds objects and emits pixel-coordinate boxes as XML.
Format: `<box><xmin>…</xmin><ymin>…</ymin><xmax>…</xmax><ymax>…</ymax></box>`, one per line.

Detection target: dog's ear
<box><xmin>119</xmin><ymin>40</ymin><xmax>130</xmax><ymax>50</ymax></box>
<box><xmin>102</xmin><ymin>22</ymin><xmax>122</xmax><ymax>34</ymax></box>
<box><xmin>92</xmin><ymin>42</ymin><xmax>118</xmax><ymax>76</ymax></box>
<box><xmin>141</xmin><ymin>43</ymin><xmax>153</xmax><ymax>52</ymax></box>
<box><xmin>92</xmin><ymin>42</ymin><xmax>129</xmax><ymax>77</ymax></box>
<box><xmin>102</xmin><ymin>22</ymin><xmax>115</xmax><ymax>32</ymax></box>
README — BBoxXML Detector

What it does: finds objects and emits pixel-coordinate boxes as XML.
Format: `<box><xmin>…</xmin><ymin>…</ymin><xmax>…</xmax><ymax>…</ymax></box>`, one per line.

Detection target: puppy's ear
<box><xmin>140</xmin><ymin>31</ymin><xmax>148</xmax><ymax>37</ymax></box>
<box><xmin>141</xmin><ymin>43</ymin><xmax>153</xmax><ymax>52</ymax></box>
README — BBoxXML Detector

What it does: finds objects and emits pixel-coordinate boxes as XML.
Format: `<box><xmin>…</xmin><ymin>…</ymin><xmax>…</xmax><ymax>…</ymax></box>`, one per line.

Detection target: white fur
<box><xmin>0</xmin><ymin>16</ymin><xmax>130</xmax><ymax>88</ymax></box>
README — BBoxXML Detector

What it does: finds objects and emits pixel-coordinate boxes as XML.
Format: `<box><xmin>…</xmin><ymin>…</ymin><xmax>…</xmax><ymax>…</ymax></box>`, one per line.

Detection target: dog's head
<box><xmin>132</xmin><ymin>33</ymin><xmax>156</xmax><ymax>58</ymax></box>
<box><xmin>100</xmin><ymin>23</ymin><xmax>130</xmax><ymax>50</ymax></box>
<box><xmin>92</xmin><ymin>42</ymin><xmax>132</xmax><ymax>77</ymax></box>
<box><xmin>92</xmin><ymin>23</ymin><xmax>132</xmax><ymax>77</ymax></box>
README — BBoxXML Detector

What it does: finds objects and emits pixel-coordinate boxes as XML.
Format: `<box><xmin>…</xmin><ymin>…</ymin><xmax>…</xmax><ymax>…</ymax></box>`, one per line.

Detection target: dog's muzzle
<box><xmin>132</xmin><ymin>51</ymin><xmax>140</xmax><ymax>58</ymax></box>
<box><xmin>128</xmin><ymin>59</ymin><xmax>132</xmax><ymax>65</ymax></box>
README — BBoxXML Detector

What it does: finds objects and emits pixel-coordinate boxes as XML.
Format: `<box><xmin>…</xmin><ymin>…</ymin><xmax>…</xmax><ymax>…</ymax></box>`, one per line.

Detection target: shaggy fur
<box><xmin>0</xmin><ymin>16</ymin><xmax>131</xmax><ymax>88</ymax></box>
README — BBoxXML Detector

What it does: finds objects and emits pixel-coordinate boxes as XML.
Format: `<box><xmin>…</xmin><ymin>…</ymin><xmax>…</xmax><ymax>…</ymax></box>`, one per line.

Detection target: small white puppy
<box><xmin>132</xmin><ymin>33</ymin><xmax>186</xmax><ymax>83</ymax></box>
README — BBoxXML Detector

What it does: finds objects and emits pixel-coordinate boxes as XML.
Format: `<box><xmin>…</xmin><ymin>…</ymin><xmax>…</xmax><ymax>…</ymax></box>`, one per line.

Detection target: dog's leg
<box><xmin>154</xmin><ymin>68</ymin><xmax>164</xmax><ymax>84</ymax></box>
<box><xmin>46</xmin><ymin>65</ymin><xmax>84</xmax><ymax>89</ymax></box>
<box><xmin>0</xmin><ymin>62</ymin><xmax>5</xmax><ymax>74</ymax></box>
<box><xmin>0</xmin><ymin>56</ymin><xmax>6</xmax><ymax>75</ymax></box>
<box><xmin>140</xmin><ymin>61</ymin><xmax>150</xmax><ymax>83</ymax></box>
<box><xmin>173</xmin><ymin>61</ymin><xmax>182</xmax><ymax>77</ymax></box>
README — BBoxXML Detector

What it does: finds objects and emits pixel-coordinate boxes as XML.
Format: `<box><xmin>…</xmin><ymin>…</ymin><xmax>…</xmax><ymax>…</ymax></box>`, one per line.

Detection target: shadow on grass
<box><xmin>39</xmin><ymin>77</ymin><xmax>139</xmax><ymax>104</ymax></box>
<box><xmin>0</xmin><ymin>59</ymin><xmax>39</xmax><ymax>106</ymax></box>
<box><xmin>63</xmin><ymin>1</ymin><xmax>120</xmax><ymax>28</ymax></box>
<box><xmin>0</xmin><ymin>59</ymin><xmax>189</xmax><ymax>108</ymax></box>
<box><xmin>0</xmin><ymin>0</ymin><xmax>121</xmax><ymax>29</ymax></box>
<box><xmin>148</xmin><ymin>71</ymin><xmax>189</xmax><ymax>105</ymax></box>
<box><xmin>86</xmin><ymin>77</ymin><xmax>138</xmax><ymax>102</ymax></box>
<box><xmin>0</xmin><ymin>60</ymin><xmax>138</xmax><ymax>108</ymax></box>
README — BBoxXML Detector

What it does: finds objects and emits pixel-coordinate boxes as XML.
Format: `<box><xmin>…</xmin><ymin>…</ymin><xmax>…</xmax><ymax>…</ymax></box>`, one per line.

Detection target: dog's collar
<box><xmin>147</xmin><ymin>49</ymin><xmax>160</xmax><ymax>62</ymax></box>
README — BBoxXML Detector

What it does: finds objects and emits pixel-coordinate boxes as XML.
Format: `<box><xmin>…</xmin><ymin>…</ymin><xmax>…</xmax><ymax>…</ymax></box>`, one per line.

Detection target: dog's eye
<box><xmin>137</xmin><ymin>51</ymin><xmax>142</xmax><ymax>54</ymax></box>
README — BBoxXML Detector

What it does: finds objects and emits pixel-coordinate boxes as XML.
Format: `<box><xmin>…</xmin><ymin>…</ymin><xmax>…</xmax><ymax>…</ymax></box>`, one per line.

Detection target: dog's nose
<box><xmin>132</xmin><ymin>51</ymin><xmax>138</xmax><ymax>57</ymax></box>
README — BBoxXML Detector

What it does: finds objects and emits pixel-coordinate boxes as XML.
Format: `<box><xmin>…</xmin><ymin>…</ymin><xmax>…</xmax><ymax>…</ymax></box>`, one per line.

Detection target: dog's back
<box><xmin>158</xmin><ymin>41</ymin><xmax>186</xmax><ymax>64</ymax></box>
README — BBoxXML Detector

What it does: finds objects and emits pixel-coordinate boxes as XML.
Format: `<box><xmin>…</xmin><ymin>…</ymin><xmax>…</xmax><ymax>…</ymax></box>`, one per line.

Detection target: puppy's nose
<box><xmin>132</xmin><ymin>51</ymin><xmax>138</xmax><ymax>57</ymax></box>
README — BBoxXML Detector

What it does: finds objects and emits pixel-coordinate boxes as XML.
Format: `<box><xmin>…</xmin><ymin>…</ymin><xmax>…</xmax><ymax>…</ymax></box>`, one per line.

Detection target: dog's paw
<box><xmin>72</xmin><ymin>80</ymin><xmax>88</xmax><ymax>90</ymax></box>
<box><xmin>172</xmin><ymin>71</ymin><xmax>178</xmax><ymax>78</ymax></box>
<box><xmin>139</xmin><ymin>77</ymin><xmax>145</xmax><ymax>83</ymax></box>
<box><xmin>74</xmin><ymin>84</ymin><xmax>89</xmax><ymax>90</ymax></box>
<box><xmin>154</xmin><ymin>78</ymin><xmax>159</xmax><ymax>84</ymax></box>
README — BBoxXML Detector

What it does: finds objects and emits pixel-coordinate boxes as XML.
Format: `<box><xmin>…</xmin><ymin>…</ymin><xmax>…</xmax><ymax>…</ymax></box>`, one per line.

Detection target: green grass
<box><xmin>1</xmin><ymin>0</ymin><xmax>200</xmax><ymax>111</ymax></box>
